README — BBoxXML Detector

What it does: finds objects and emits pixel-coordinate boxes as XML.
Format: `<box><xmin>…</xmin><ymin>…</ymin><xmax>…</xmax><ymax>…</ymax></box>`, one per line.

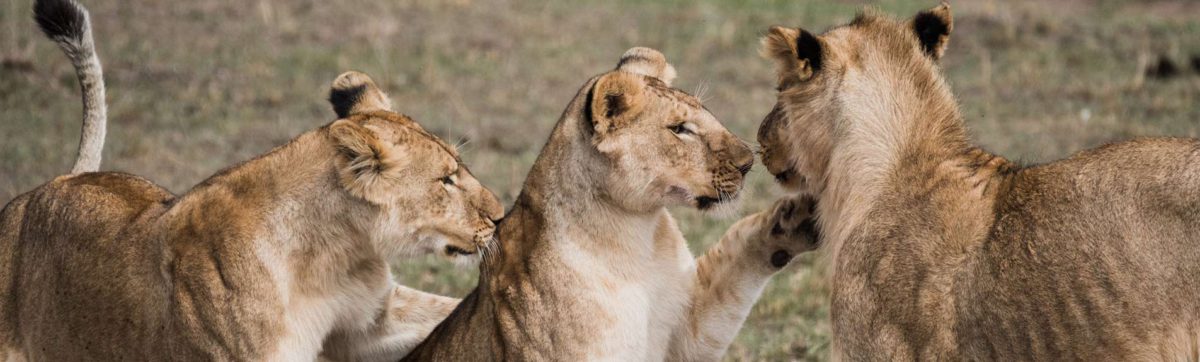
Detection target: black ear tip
<box><xmin>913</xmin><ymin>9</ymin><xmax>951</xmax><ymax>57</ymax></box>
<box><xmin>914</xmin><ymin>11</ymin><xmax>950</xmax><ymax>36</ymax></box>
<box><xmin>795</xmin><ymin>29</ymin><xmax>823</xmax><ymax>71</ymax></box>
<box><xmin>329</xmin><ymin>84</ymin><xmax>367</xmax><ymax>119</ymax></box>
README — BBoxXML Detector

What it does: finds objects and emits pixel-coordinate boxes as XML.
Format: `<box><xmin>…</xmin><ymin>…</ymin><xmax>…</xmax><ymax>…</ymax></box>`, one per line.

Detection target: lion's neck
<box><xmin>159</xmin><ymin>131</ymin><xmax>391</xmax><ymax>358</ymax></box>
<box><xmin>819</xmin><ymin>68</ymin><xmax>1008</xmax><ymax>266</ymax></box>
<box><xmin>502</xmin><ymin>111</ymin><xmax>669</xmax><ymax>274</ymax></box>
<box><xmin>169</xmin><ymin>130</ymin><xmax>388</xmax><ymax>300</ymax></box>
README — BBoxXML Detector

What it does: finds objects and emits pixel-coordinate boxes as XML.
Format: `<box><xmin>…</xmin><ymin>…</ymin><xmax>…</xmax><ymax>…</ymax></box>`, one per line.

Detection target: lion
<box><xmin>758</xmin><ymin>3</ymin><xmax>1200</xmax><ymax>360</ymax></box>
<box><xmin>402</xmin><ymin>47</ymin><xmax>820</xmax><ymax>361</ymax></box>
<box><xmin>1</xmin><ymin>1</ymin><xmax>500</xmax><ymax>361</ymax></box>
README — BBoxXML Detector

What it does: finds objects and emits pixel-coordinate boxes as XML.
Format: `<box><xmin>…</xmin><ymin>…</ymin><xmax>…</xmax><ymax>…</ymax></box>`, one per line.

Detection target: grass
<box><xmin>2</xmin><ymin>0</ymin><xmax>1198</xmax><ymax>360</ymax></box>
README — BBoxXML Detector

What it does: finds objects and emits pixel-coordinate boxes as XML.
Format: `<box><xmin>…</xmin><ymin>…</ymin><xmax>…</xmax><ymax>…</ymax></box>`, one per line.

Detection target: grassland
<box><xmin>2</xmin><ymin>0</ymin><xmax>1198</xmax><ymax>360</ymax></box>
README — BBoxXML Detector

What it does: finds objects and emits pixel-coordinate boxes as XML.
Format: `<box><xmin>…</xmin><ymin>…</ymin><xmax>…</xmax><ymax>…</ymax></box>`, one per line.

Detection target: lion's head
<box><xmin>757</xmin><ymin>4</ymin><xmax>954</xmax><ymax>196</ymax></box>
<box><xmin>325</xmin><ymin>71</ymin><xmax>504</xmax><ymax>262</ymax></box>
<box><xmin>584</xmin><ymin>47</ymin><xmax>755</xmax><ymax>213</ymax></box>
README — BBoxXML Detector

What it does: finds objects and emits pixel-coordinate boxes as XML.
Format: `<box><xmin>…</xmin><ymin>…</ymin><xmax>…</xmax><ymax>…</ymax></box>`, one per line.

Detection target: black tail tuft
<box><xmin>34</xmin><ymin>0</ymin><xmax>88</xmax><ymax>42</ymax></box>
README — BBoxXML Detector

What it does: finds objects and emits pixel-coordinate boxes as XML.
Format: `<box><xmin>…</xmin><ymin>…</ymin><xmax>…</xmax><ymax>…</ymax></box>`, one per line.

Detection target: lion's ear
<box><xmin>615</xmin><ymin>47</ymin><xmax>677</xmax><ymax>87</ymax></box>
<box><xmin>910</xmin><ymin>2</ymin><xmax>953</xmax><ymax>60</ymax></box>
<box><xmin>761</xmin><ymin>26</ymin><xmax>823</xmax><ymax>81</ymax></box>
<box><xmin>589</xmin><ymin>71</ymin><xmax>647</xmax><ymax>138</ymax></box>
<box><xmin>329</xmin><ymin>71</ymin><xmax>393</xmax><ymax>118</ymax></box>
<box><xmin>328</xmin><ymin>119</ymin><xmax>393</xmax><ymax>202</ymax></box>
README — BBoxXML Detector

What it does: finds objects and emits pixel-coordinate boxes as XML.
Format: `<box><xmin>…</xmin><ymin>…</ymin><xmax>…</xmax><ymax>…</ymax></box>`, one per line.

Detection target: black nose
<box><xmin>737</xmin><ymin>162</ymin><xmax>753</xmax><ymax>177</ymax></box>
<box><xmin>489</xmin><ymin>215</ymin><xmax>504</xmax><ymax>225</ymax></box>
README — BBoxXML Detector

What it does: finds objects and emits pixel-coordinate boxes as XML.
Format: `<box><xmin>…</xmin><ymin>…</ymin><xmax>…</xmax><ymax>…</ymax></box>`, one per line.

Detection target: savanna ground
<box><xmin>2</xmin><ymin>0</ymin><xmax>1198</xmax><ymax>360</ymax></box>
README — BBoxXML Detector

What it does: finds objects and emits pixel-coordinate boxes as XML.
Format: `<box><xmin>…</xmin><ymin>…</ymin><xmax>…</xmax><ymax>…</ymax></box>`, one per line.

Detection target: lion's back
<box><xmin>1</xmin><ymin>172</ymin><xmax>175</xmax><ymax>360</ymax></box>
<box><xmin>959</xmin><ymin>137</ymin><xmax>1200</xmax><ymax>360</ymax></box>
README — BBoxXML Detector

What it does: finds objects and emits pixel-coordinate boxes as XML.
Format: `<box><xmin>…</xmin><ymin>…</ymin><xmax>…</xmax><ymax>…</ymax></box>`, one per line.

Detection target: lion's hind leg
<box><xmin>0</xmin><ymin>195</ymin><xmax>31</xmax><ymax>362</ymax></box>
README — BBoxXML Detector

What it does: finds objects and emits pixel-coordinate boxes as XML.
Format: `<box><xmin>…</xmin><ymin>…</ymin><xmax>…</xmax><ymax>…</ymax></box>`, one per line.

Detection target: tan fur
<box><xmin>758</xmin><ymin>4</ymin><xmax>1200</xmax><ymax>359</ymax></box>
<box><xmin>1</xmin><ymin>14</ymin><xmax>502</xmax><ymax>359</ymax></box>
<box><xmin>404</xmin><ymin>48</ymin><xmax>818</xmax><ymax>361</ymax></box>
<box><xmin>319</xmin><ymin>285</ymin><xmax>460</xmax><ymax>361</ymax></box>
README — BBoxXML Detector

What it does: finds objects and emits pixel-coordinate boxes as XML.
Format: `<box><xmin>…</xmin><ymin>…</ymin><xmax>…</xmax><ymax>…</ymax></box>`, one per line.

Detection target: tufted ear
<box><xmin>328</xmin><ymin>119</ymin><xmax>393</xmax><ymax>202</ymax></box>
<box><xmin>761</xmin><ymin>26</ymin><xmax>823</xmax><ymax>82</ymax></box>
<box><xmin>910</xmin><ymin>2</ymin><xmax>953</xmax><ymax>60</ymax></box>
<box><xmin>615</xmin><ymin>47</ymin><xmax>677</xmax><ymax>87</ymax></box>
<box><xmin>329</xmin><ymin>71</ymin><xmax>393</xmax><ymax>118</ymax></box>
<box><xmin>589</xmin><ymin>71</ymin><xmax>647</xmax><ymax>139</ymax></box>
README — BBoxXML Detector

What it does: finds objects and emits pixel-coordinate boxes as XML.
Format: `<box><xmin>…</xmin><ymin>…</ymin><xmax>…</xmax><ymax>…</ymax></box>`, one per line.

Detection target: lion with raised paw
<box><xmin>403</xmin><ymin>48</ymin><xmax>820</xmax><ymax>361</ymax></box>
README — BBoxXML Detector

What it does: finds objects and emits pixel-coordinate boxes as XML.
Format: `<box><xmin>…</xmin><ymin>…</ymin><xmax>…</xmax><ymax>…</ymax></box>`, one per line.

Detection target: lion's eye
<box><xmin>440</xmin><ymin>174</ymin><xmax>456</xmax><ymax>186</ymax></box>
<box><xmin>669</xmin><ymin>123</ymin><xmax>694</xmax><ymax>135</ymax></box>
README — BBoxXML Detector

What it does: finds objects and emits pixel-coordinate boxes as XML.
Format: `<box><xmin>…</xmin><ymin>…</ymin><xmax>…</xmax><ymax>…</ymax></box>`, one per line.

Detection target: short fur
<box><xmin>1</xmin><ymin>3</ymin><xmax>502</xmax><ymax>360</ymax></box>
<box><xmin>758</xmin><ymin>3</ymin><xmax>1200</xmax><ymax>360</ymax></box>
<box><xmin>404</xmin><ymin>48</ymin><xmax>819</xmax><ymax>361</ymax></box>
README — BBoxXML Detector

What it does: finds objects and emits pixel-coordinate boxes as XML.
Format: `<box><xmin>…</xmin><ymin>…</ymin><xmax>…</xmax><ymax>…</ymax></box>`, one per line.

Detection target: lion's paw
<box><xmin>756</xmin><ymin>195</ymin><xmax>820</xmax><ymax>269</ymax></box>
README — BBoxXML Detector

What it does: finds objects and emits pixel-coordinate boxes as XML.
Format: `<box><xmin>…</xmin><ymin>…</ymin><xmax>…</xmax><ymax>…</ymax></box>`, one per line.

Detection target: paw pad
<box><xmin>759</xmin><ymin>195</ymin><xmax>821</xmax><ymax>269</ymax></box>
<box><xmin>770</xmin><ymin>250</ymin><xmax>792</xmax><ymax>268</ymax></box>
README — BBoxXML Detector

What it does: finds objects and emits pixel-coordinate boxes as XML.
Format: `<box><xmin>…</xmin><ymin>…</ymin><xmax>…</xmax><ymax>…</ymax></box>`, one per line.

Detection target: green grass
<box><xmin>2</xmin><ymin>0</ymin><xmax>1198</xmax><ymax>360</ymax></box>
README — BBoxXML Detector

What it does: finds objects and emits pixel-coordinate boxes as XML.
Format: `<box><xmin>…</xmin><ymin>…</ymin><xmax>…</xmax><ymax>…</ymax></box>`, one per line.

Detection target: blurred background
<box><xmin>2</xmin><ymin>0</ymin><xmax>1198</xmax><ymax>360</ymax></box>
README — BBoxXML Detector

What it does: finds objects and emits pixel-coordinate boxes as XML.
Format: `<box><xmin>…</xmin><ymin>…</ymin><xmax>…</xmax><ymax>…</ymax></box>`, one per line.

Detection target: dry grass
<box><xmin>2</xmin><ymin>0</ymin><xmax>1198</xmax><ymax>360</ymax></box>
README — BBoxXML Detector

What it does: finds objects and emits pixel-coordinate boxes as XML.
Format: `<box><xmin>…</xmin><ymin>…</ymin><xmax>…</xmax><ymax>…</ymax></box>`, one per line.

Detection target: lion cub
<box><xmin>404</xmin><ymin>48</ymin><xmax>819</xmax><ymax>361</ymax></box>
<box><xmin>1</xmin><ymin>1</ymin><xmax>499</xmax><ymax>361</ymax></box>
<box><xmin>759</xmin><ymin>3</ymin><xmax>1200</xmax><ymax>360</ymax></box>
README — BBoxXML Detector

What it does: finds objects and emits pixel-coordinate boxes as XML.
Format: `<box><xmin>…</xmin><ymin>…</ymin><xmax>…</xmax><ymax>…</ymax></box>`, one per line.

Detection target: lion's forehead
<box><xmin>645</xmin><ymin>81</ymin><xmax>703</xmax><ymax>111</ymax></box>
<box><xmin>365</xmin><ymin>120</ymin><xmax>461</xmax><ymax>170</ymax></box>
<box><xmin>409</xmin><ymin>139</ymin><xmax>459</xmax><ymax>171</ymax></box>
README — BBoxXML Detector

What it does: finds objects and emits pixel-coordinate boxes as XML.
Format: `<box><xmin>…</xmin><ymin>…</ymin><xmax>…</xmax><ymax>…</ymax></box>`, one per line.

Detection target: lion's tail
<box><xmin>34</xmin><ymin>0</ymin><xmax>106</xmax><ymax>174</ymax></box>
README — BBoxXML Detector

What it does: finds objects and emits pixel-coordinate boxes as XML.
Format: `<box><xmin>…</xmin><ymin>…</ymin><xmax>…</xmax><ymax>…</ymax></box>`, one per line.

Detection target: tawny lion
<box><xmin>403</xmin><ymin>48</ymin><xmax>820</xmax><ymax>361</ymax></box>
<box><xmin>1</xmin><ymin>1</ymin><xmax>499</xmax><ymax>360</ymax></box>
<box><xmin>758</xmin><ymin>3</ymin><xmax>1200</xmax><ymax>360</ymax></box>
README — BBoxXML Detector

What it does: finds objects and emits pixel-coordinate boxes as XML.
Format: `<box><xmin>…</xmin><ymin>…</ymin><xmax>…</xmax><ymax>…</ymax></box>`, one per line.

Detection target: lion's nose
<box><xmin>479</xmin><ymin>189</ymin><xmax>504</xmax><ymax>222</ymax></box>
<box><xmin>737</xmin><ymin>161</ymin><xmax>753</xmax><ymax>177</ymax></box>
<box><xmin>731</xmin><ymin>142</ymin><xmax>755</xmax><ymax>174</ymax></box>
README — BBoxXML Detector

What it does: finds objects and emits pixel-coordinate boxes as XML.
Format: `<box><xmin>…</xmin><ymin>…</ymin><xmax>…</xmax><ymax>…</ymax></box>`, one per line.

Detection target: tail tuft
<box><xmin>34</xmin><ymin>0</ymin><xmax>89</xmax><ymax>44</ymax></box>
<box><xmin>34</xmin><ymin>0</ymin><xmax>107</xmax><ymax>174</ymax></box>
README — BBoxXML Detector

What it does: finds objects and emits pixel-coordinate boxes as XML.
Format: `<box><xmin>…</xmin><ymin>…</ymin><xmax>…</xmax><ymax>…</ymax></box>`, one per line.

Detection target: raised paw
<box><xmin>759</xmin><ymin>195</ymin><xmax>820</xmax><ymax>268</ymax></box>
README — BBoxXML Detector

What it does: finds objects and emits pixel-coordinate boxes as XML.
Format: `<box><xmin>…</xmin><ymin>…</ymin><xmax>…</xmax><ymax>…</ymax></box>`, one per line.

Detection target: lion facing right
<box><xmin>758</xmin><ymin>3</ymin><xmax>1200</xmax><ymax>360</ymax></box>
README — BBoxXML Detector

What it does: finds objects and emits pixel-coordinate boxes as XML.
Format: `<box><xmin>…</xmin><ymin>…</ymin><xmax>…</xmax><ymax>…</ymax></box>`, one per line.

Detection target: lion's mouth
<box><xmin>695</xmin><ymin>195</ymin><xmax>720</xmax><ymax>210</ymax></box>
<box><xmin>695</xmin><ymin>189</ymin><xmax>741</xmax><ymax>210</ymax></box>
<box><xmin>444</xmin><ymin>244</ymin><xmax>476</xmax><ymax>256</ymax></box>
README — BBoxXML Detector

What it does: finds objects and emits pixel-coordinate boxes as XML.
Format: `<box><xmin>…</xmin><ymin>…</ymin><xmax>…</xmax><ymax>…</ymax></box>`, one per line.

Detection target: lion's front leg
<box><xmin>318</xmin><ymin>285</ymin><xmax>459</xmax><ymax>362</ymax></box>
<box><xmin>669</xmin><ymin>195</ymin><xmax>819</xmax><ymax>361</ymax></box>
